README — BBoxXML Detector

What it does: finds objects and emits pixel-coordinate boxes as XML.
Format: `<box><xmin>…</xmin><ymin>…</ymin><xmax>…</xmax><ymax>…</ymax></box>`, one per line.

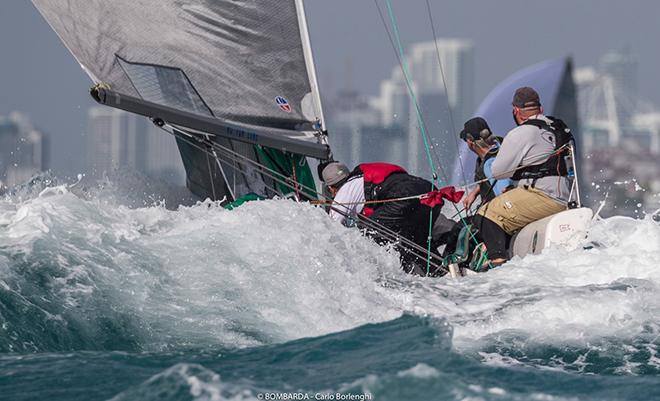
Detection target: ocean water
<box><xmin>1</xmin><ymin>177</ymin><xmax>659</xmax><ymax>401</ymax></box>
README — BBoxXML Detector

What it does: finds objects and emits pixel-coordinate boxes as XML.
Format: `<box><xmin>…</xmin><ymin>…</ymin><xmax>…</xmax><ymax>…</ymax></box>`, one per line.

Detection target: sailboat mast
<box><xmin>295</xmin><ymin>0</ymin><xmax>327</xmax><ymax>135</ymax></box>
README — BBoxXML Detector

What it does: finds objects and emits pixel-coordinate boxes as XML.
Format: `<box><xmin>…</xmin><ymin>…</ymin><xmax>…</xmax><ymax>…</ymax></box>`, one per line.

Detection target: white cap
<box><xmin>322</xmin><ymin>162</ymin><xmax>350</xmax><ymax>186</ymax></box>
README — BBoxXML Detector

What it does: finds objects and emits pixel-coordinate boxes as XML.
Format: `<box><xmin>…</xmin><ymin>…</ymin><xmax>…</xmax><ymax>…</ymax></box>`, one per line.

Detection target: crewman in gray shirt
<box><xmin>472</xmin><ymin>87</ymin><xmax>569</xmax><ymax>267</ymax></box>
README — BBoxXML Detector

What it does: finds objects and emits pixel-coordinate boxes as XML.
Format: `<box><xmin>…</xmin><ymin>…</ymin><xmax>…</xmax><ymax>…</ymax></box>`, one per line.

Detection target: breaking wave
<box><xmin>1</xmin><ymin>176</ymin><xmax>659</xmax><ymax>377</ymax></box>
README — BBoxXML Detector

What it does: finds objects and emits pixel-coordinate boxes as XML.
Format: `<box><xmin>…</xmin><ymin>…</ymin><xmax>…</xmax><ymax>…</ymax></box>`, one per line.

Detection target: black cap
<box><xmin>512</xmin><ymin>87</ymin><xmax>541</xmax><ymax>109</ymax></box>
<box><xmin>459</xmin><ymin>117</ymin><xmax>492</xmax><ymax>142</ymax></box>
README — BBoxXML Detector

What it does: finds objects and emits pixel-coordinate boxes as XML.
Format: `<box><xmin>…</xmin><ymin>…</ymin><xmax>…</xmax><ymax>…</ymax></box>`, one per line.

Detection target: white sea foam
<box><xmin>0</xmin><ymin>185</ymin><xmax>403</xmax><ymax>349</ymax></box>
<box><xmin>407</xmin><ymin>215</ymin><xmax>660</xmax><ymax>348</ymax></box>
<box><xmin>1</xmin><ymin>182</ymin><xmax>659</xmax><ymax>366</ymax></box>
<box><xmin>396</xmin><ymin>363</ymin><xmax>440</xmax><ymax>378</ymax></box>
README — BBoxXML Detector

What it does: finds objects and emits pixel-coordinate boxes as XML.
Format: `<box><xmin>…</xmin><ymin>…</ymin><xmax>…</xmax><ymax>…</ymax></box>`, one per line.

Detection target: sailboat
<box><xmin>32</xmin><ymin>1</ymin><xmax>593</xmax><ymax>277</ymax></box>
<box><xmin>31</xmin><ymin>0</ymin><xmax>459</xmax><ymax>275</ymax></box>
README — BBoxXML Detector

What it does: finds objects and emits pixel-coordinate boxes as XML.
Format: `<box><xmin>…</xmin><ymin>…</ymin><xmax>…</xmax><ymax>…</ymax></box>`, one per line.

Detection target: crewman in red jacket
<box><xmin>321</xmin><ymin>161</ymin><xmax>461</xmax><ymax>275</ymax></box>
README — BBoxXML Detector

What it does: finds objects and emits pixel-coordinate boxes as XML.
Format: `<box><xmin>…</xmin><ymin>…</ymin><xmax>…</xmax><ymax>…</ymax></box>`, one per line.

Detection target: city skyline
<box><xmin>2</xmin><ymin>1</ymin><xmax>660</xmax><ymax>218</ymax></box>
<box><xmin>323</xmin><ymin>42</ymin><xmax>660</xmax><ymax>216</ymax></box>
<box><xmin>2</xmin><ymin>44</ymin><xmax>657</xmax><ymax>189</ymax></box>
<box><xmin>3</xmin><ymin>1</ymin><xmax>660</xmax><ymax>177</ymax></box>
<box><xmin>326</xmin><ymin>39</ymin><xmax>474</xmax><ymax>168</ymax></box>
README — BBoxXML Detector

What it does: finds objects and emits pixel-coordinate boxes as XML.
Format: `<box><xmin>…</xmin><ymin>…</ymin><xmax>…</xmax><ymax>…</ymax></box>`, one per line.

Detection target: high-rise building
<box><xmin>380</xmin><ymin>70</ymin><xmax>410</xmax><ymax>129</ymax></box>
<box><xmin>324</xmin><ymin>39</ymin><xmax>474</xmax><ymax>175</ymax></box>
<box><xmin>575</xmin><ymin>48</ymin><xmax>653</xmax><ymax>152</ymax></box>
<box><xmin>574</xmin><ymin>49</ymin><xmax>660</xmax><ymax>216</ymax></box>
<box><xmin>377</xmin><ymin>39</ymin><xmax>474</xmax><ymax>177</ymax></box>
<box><xmin>406</xmin><ymin>39</ymin><xmax>475</xmax><ymax>124</ymax></box>
<box><xmin>325</xmin><ymin>90</ymin><xmax>383</xmax><ymax>168</ymax></box>
<box><xmin>144</xmin><ymin>125</ymin><xmax>187</xmax><ymax>183</ymax></box>
<box><xmin>598</xmin><ymin>48</ymin><xmax>638</xmax><ymax>130</ymax></box>
<box><xmin>86</xmin><ymin>106</ymin><xmax>146</xmax><ymax>175</ymax></box>
<box><xmin>406</xmin><ymin>88</ymin><xmax>452</xmax><ymax>178</ymax></box>
<box><xmin>0</xmin><ymin>112</ymin><xmax>49</xmax><ymax>189</ymax></box>
<box><xmin>574</xmin><ymin>66</ymin><xmax>617</xmax><ymax>148</ymax></box>
<box><xmin>86</xmin><ymin>106</ymin><xmax>185</xmax><ymax>183</ymax></box>
<box><xmin>599</xmin><ymin>48</ymin><xmax>637</xmax><ymax>101</ymax></box>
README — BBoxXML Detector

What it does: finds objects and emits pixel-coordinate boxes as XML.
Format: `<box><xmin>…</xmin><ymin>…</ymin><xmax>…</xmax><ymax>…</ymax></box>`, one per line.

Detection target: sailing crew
<box><xmin>321</xmin><ymin>161</ymin><xmax>453</xmax><ymax>276</ymax></box>
<box><xmin>459</xmin><ymin>117</ymin><xmax>512</xmax><ymax>210</ymax></box>
<box><xmin>473</xmin><ymin>87</ymin><xmax>571</xmax><ymax>267</ymax></box>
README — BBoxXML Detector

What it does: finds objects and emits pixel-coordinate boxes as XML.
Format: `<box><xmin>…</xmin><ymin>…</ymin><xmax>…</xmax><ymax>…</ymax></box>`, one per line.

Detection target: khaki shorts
<box><xmin>477</xmin><ymin>187</ymin><xmax>566</xmax><ymax>235</ymax></box>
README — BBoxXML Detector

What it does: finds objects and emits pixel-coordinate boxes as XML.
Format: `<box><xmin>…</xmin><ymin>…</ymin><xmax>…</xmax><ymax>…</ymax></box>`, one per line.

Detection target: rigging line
<box><xmin>218</xmin><ymin>145</ymin><xmax>437</xmax><ymax>258</ymax></box>
<box><xmin>228</xmin><ymin>140</ymin><xmax>270</xmax><ymax>199</ymax></box>
<box><xmin>382</xmin><ymin>0</ymin><xmax>447</xmax><ymax>271</ymax></box>
<box><xmin>211</xmin><ymin>143</ymin><xmax>317</xmax><ymax>200</ymax></box>
<box><xmin>208</xmin><ymin>135</ymin><xmax>236</xmax><ymax>201</ymax></box>
<box><xmin>165</xmin><ymin>126</ymin><xmax>301</xmax><ymax>195</ymax></box>
<box><xmin>372</xmin><ymin>0</ymin><xmax>449</xmax><ymax>185</ymax></box>
<box><xmin>425</xmin><ymin>0</ymin><xmax>468</xmax><ymax>187</ymax></box>
<box><xmin>313</xmin><ymin>187</ymin><xmax>463</xmax><ymax>208</ymax></box>
<box><xmin>160</xmin><ymin>125</ymin><xmax>447</xmax><ymax>270</ymax></box>
<box><xmin>175</xmin><ymin>131</ymin><xmax>446</xmax><ymax>271</ymax></box>
<box><xmin>220</xmin><ymin>158</ymin><xmax>282</xmax><ymax>198</ymax></box>
<box><xmin>163</xmin><ymin>126</ymin><xmax>285</xmax><ymax>198</ymax></box>
<box><xmin>178</xmin><ymin>138</ymin><xmax>284</xmax><ymax>200</ymax></box>
<box><xmin>182</xmin><ymin>131</ymin><xmax>320</xmax><ymax>199</ymax></box>
<box><xmin>168</xmin><ymin>124</ymin><xmax>319</xmax><ymax>200</ymax></box>
<box><xmin>211</xmin><ymin>134</ymin><xmax>468</xmax><ymax>243</ymax></box>
<box><xmin>291</xmin><ymin>158</ymin><xmax>301</xmax><ymax>200</ymax></box>
<box><xmin>233</xmin><ymin>157</ymin><xmax>237</xmax><ymax>197</ymax></box>
<box><xmin>165</xmin><ymin>127</ymin><xmax>312</xmax><ymax>199</ymax></box>
<box><xmin>324</xmin><ymin>198</ymin><xmax>446</xmax><ymax>271</ymax></box>
<box><xmin>258</xmin><ymin>147</ymin><xmax>308</xmax><ymax>198</ymax></box>
<box><xmin>384</xmin><ymin>0</ymin><xmax>437</xmax><ymax>180</ymax></box>
<box><xmin>167</xmin><ymin>127</ymin><xmax>444</xmax><ymax>266</ymax></box>
<box><xmin>174</xmin><ymin>131</ymin><xmax>304</xmax><ymax>200</ymax></box>
<box><xmin>317</xmin><ymin>192</ymin><xmax>450</xmax><ymax>272</ymax></box>
<box><xmin>238</xmin><ymin>161</ymin><xmax>441</xmax><ymax>265</ymax></box>
<box><xmin>213</xmin><ymin>148</ymin><xmax>286</xmax><ymax>200</ymax></box>
<box><xmin>376</xmin><ymin>0</ymin><xmax>438</xmax><ymax>273</ymax></box>
<box><xmin>313</xmin><ymin>193</ymin><xmax>430</xmax><ymax>206</ymax></box>
<box><xmin>354</xmin><ymin>215</ymin><xmax>447</xmax><ymax>272</ymax></box>
<box><xmin>361</xmin><ymin>226</ymin><xmax>447</xmax><ymax>274</ymax></box>
<box><xmin>204</xmin><ymin>144</ymin><xmax>218</xmax><ymax>200</ymax></box>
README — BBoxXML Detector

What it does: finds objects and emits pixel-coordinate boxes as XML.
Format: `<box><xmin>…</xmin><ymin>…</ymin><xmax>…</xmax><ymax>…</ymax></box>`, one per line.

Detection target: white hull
<box><xmin>510</xmin><ymin>207</ymin><xmax>593</xmax><ymax>258</ymax></box>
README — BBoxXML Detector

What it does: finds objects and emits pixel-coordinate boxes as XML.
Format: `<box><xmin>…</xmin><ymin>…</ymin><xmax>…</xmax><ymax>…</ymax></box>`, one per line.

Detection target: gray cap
<box><xmin>322</xmin><ymin>162</ymin><xmax>350</xmax><ymax>186</ymax></box>
<box><xmin>512</xmin><ymin>86</ymin><xmax>541</xmax><ymax>109</ymax></box>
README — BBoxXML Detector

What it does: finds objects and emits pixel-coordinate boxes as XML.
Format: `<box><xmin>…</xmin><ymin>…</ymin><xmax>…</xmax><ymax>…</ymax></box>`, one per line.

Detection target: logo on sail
<box><xmin>275</xmin><ymin>96</ymin><xmax>292</xmax><ymax>113</ymax></box>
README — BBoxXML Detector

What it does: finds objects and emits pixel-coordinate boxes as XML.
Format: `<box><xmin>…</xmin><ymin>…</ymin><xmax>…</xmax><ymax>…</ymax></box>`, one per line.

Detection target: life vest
<box><xmin>511</xmin><ymin>116</ymin><xmax>574</xmax><ymax>182</ymax></box>
<box><xmin>473</xmin><ymin>144</ymin><xmax>500</xmax><ymax>204</ymax></box>
<box><xmin>348</xmin><ymin>162</ymin><xmax>407</xmax><ymax>217</ymax></box>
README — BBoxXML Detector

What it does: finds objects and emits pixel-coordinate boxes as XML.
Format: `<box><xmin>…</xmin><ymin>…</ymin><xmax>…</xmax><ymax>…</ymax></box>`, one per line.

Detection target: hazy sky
<box><xmin>2</xmin><ymin>0</ymin><xmax>660</xmax><ymax>175</ymax></box>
